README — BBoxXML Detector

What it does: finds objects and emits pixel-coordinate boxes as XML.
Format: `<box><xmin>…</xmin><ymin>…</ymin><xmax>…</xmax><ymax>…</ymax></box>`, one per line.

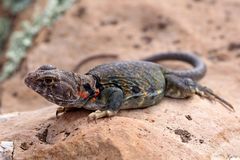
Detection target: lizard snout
<box><xmin>24</xmin><ymin>72</ymin><xmax>38</xmax><ymax>88</ymax></box>
<box><xmin>24</xmin><ymin>72</ymin><xmax>33</xmax><ymax>84</ymax></box>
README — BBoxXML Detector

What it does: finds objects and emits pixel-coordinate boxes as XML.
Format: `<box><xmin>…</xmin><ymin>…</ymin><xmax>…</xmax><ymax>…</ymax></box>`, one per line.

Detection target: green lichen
<box><xmin>2</xmin><ymin>0</ymin><xmax>33</xmax><ymax>14</ymax></box>
<box><xmin>0</xmin><ymin>0</ymin><xmax>75</xmax><ymax>82</ymax></box>
<box><xmin>0</xmin><ymin>17</ymin><xmax>11</xmax><ymax>54</ymax></box>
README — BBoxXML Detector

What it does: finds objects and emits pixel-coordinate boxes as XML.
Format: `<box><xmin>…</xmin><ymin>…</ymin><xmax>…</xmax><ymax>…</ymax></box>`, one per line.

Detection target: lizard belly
<box><xmin>83</xmin><ymin>102</ymin><xmax>105</xmax><ymax>110</ymax></box>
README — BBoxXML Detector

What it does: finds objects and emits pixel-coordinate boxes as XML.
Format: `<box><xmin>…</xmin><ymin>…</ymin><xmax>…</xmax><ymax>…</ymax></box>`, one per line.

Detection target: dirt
<box><xmin>174</xmin><ymin>129</ymin><xmax>193</xmax><ymax>143</ymax></box>
<box><xmin>185</xmin><ymin>115</ymin><xmax>193</xmax><ymax>120</ymax></box>
<box><xmin>36</xmin><ymin>125</ymin><xmax>50</xmax><ymax>144</ymax></box>
<box><xmin>228</xmin><ymin>42</ymin><xmax>240</xmax><ymax>51</ymax></box>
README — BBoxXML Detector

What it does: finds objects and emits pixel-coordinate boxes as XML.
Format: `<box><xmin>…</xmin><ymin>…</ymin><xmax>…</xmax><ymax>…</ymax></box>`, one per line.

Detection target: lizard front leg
<box><xmin>88</xmin><ymin>87</ymin><xmax>124</xmax><ymax>121</ymax></box>
<box><xmin>56</xmin><ymin>106</ymin><xmax>80</xmax><ymax>118</ymax></box>
<box><xmin>165</xmin><ymin>74</ymin><xmax>234</xmax><ymax>111</ymax></box>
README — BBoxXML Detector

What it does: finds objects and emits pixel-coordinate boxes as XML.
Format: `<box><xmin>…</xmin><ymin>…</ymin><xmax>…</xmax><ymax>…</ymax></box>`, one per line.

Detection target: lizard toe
<box><xmin>87</xmin><ymin>110</ymin><xmax>117</xmax><ymax>122</ymax></box>
<box><xmin>56</xmin><ymin>106</ymin><xmax>65</xmax><ymax>118</ymax></box>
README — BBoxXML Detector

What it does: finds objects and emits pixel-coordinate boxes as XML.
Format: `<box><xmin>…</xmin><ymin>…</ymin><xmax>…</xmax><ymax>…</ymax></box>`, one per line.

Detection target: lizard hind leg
<box><xmin>165</xmin><ymin>74</ymin><xmax>235</xmax><ymax>111</ymax></box>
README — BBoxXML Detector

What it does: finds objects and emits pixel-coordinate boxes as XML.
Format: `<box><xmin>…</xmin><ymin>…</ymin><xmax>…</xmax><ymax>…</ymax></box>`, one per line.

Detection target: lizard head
<box><xmin>24</xmin><ymin>65</ymin><xmax>82</xmax><ymax>106</ymax></box>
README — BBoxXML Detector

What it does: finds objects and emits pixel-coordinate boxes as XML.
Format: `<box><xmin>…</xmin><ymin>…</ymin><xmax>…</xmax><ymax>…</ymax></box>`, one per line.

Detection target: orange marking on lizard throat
<box><xmin>89</xmin><ymin>89</ymin><xmax>100</xmax><ymax>102</ymax></box>
<box><xmin>78</xmin><ymin>91</ymin><xmax>89</xmax><ymax>99</ymax></box>
<box><xmin>94</xmin><ymin>89</ymin><xmax>100</xmax><ymax>97</ymax></box>
<box><xmin>78</xmin><ymin>89</ymin><xmax>100</xmax><ymax>100</ymax></box>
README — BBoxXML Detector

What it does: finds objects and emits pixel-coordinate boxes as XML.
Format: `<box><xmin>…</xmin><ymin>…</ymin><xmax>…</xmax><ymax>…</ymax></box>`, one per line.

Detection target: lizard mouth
<box><xmin>44</xmin><ymin>95</ymin><xmax>77</xmax><ymax>106</ymax></box>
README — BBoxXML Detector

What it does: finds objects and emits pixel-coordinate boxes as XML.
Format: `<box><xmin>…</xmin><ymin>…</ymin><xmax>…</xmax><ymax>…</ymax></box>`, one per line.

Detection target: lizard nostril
<box><xmin>24</xmin><ymin>72</ymin><xmax>37</xmax><ymax>85</ymax></box>
<box><xmin>24</xmin><ymin>76</ymin><xmax>32</xmax><ymax>86</ymax></box>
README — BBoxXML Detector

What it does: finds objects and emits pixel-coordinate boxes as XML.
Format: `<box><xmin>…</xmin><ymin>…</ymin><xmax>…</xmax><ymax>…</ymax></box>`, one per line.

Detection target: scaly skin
<box><xmin>24</xmin><ymin>52</ymin><xmax>234</xmax><ymax>121</ymax></box>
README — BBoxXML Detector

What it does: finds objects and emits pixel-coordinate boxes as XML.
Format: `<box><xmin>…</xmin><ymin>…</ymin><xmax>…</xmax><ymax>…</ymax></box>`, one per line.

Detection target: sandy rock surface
<box><xmin>0</xmin><ymin>104</ymin><xmax>240</xmax><ymax>160</ymax></box>
<box><xmin>0</xmin><ymin>0</ymin><xmax>240</xmax><ymax>159</ymax></box>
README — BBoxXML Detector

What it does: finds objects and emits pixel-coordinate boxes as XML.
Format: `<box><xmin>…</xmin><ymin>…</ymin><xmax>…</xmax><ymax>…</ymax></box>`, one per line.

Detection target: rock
<box><xmin>0</xmin><ymin>0</ymin><xmax>240</xmax><ymax>159</ymax></box>
<box><xmin>0</xmin><ymin>104</ymin><xmax>240</xmax><ymax>160</ymax></box>
<box><xmin>0</xmin><ymin>141</ymin><xmax>14</xmax><ymax>160</ymax></box>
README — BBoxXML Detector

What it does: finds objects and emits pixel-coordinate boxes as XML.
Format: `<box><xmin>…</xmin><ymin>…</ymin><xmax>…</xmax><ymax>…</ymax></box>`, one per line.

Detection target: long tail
<box><xmin>72</xmin><ymin>54</ymin><xmax>118</xmax><ymax>72</ymax></box>
<box><xmin>143</xmin><ymin>52</ymin><xmax>207</xmax><ymax>81</ymax></box>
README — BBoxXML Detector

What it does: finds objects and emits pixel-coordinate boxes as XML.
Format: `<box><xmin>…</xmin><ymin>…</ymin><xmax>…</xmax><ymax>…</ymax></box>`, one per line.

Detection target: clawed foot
<box><xmin>194</xmin><ymin>85</ymin><xmax>235</xmax><ymax>112</ymax></box>
<box><xmin>165</xmin><ymin>74</ymin><xmax>235</xmax><ymax>112</ymax></box>
<box><xmin>87</xmin><ymin>110</ymin><xmax>117</xmax><ymax>122</ymax></box>
<box><xmin>194</xmin><ymin>86</ymin><xmax>215</xmax><ymax>101</ymax></box>
<box><xmin>56</xmin><ymin>106</ymin><xmax>65</xmax><ymax>118</ymax></box>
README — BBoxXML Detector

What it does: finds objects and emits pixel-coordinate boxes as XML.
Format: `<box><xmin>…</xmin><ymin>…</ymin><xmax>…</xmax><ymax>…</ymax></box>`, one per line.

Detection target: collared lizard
<box><xmin>24</xmin><ymin>52</ymin><xmax>234</xmax><ymax>121</ymax></box>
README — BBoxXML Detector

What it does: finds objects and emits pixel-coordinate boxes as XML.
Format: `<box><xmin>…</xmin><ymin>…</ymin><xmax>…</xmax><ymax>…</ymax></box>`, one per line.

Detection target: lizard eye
<box><xmin>44</xmin><ymin>78</ymin><xmax>54</xmax><ymax>85</ymax></box>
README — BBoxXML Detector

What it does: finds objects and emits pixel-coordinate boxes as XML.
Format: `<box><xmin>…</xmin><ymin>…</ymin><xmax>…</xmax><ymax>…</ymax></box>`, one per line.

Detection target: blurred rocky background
<box><xmin>0</xmin><ymin>0</ymin><xmax>240</xmax><ymax>159</ymax></box>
